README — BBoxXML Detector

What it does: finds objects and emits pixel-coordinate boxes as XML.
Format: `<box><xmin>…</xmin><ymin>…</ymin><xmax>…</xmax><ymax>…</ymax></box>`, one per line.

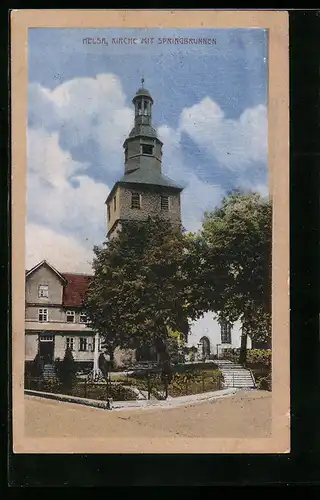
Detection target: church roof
<box><xmin>119</xmin><ymin>166</ymin><xmax>184</xmax><ymax>191</ymax></box>
<box><xmin>128</xmin><ymin>125</ymin><xmax>158</xmax><ymax>139</ymax></box>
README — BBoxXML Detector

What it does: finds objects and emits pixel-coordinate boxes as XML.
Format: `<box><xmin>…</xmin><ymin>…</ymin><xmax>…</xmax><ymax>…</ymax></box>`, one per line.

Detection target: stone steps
<box><xmin>214</xmin><ymin>359</ymin><xmax>256</xmax><ymax>389</ymax></box>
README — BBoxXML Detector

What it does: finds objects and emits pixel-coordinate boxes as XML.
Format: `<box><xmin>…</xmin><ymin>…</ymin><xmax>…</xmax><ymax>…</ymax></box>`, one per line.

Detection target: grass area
<box><xmin>110</xmin><ymin>368</ymin><xmax>223</xmax><ymax>398</ymax></box>
<box><xmin>26</xmin><ymin>366</ymin><xmax>224</xmax><ymax>401</ymax></box>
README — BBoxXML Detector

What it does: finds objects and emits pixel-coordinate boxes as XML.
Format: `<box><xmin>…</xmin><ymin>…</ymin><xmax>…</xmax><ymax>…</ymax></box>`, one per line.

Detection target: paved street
<box><xmin>25</xmin><ymin>390</ymin><xmax>272</xmax><ymax>439</ymax></box>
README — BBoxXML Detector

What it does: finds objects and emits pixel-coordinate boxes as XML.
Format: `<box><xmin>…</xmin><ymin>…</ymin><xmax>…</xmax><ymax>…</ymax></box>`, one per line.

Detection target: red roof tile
<box><xmin>62</xmin><ymin>273</ymin><xmax>93</xmax><ymax>307</ymax></box>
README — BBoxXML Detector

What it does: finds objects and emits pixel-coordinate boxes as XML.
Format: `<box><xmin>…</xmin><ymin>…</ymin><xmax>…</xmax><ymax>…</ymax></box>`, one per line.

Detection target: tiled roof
<box><xmin>62</xmin><ymin>273</ymin><xmax>93</xmax><ymax>307</ymax></box>
<box><xmin>119</xmin><ymin>166</ymin><xmax>184</xmax><ymax>191</ymax></box>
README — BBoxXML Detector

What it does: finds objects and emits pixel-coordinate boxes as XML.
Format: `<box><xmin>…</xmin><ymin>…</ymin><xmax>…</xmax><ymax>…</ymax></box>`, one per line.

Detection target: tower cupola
<box><xmin>132</xmin><ymin>78</ymin><xmax>154</xmax><ymax>127</ymax></box>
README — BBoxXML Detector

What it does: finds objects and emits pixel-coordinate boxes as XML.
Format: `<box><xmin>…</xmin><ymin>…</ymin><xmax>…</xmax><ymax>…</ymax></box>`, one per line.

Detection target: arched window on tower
<box><xmin>137</xmin><ymin>100</ymin><xmax>142</xmax><ymax>115</ymax></box>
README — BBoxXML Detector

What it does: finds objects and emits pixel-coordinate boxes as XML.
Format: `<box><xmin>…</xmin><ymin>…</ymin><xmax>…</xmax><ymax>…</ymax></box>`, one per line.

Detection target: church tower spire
<box><xmin>123</xmin><ymin>80</ymin><xmax>163</xmax><ymax>175</ymax></box>
<box><xmin>105</xmin><ymin>81</ymin><xmax>183</xmax><ymax>239</ymax></box>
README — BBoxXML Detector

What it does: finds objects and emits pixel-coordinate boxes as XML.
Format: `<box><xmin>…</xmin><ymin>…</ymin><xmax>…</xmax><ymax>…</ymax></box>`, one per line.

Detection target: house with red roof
<box><xmin>25</xmin><ymin>260</ymin><xmax>99</xmax><ymax>372</ymax></box>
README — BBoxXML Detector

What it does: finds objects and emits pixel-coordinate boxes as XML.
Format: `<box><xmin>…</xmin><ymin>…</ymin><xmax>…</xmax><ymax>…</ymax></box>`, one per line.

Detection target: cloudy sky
<box><xmin>27</xmin><ymin>27</ymin><xmax>268</xmax><ymax>273</ymax></box>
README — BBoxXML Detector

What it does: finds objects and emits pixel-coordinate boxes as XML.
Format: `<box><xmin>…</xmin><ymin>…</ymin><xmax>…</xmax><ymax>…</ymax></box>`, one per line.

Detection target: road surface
<box><xmin>25</xmin><ymin>390</ymin><xmax>272</xmax><ymax>439</ymax></box>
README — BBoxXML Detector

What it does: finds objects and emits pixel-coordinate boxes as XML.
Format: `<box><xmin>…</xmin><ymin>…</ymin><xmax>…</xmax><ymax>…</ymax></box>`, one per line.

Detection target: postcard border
<box><xmin>11</xmin><ymin>9</ymin><xmax>290</xmax><ymax>454</ymax></box>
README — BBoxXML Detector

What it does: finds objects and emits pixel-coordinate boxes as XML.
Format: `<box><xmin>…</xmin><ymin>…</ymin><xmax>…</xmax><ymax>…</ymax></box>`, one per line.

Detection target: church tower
<box><xmin>105</xmin><ymin>79</ymin><xmax>183</xmax><ymax>239</ymax></box>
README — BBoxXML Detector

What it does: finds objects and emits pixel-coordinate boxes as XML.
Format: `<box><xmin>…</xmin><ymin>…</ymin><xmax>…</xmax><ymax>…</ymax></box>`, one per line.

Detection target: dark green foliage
<box><xmin>56</xmin><ymin>347</ymin><xmax>77</xmax><ymax>390</ymax></box>
<box><xmin>85</xmin><ymin>192</ymin><xmax>272</xmax><ymax>368</ymax></box>
<box><xmin>30</xmin><ymin>352</ymin><xmax>44</xmax><ymax>378</ymax></box>
<box><xmin>168</xmin><ymin>370</ymin><xmax>222</xmax><ymax>397</ymax></box>
<box><xmin>194</xmin><ymin>190</ymin><xmax>272</xmax><ymax>364</ymax></box>
<box><xmin>84</xmin><ymin>216</ymin><xmax>191</xmax><ymax>360</ymax></box>
<box><xmin>98</xmin><ymin>353</ymin><xmax>109</xmax><ymax>378</ymax></box>
<box><xmin>223</xmin><ymin>348</ymin><xmax>272</xmax><ymax>368</ymax></box>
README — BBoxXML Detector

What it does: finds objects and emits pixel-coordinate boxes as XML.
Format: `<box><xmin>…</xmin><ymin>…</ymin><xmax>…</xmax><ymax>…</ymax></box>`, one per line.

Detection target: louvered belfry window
<box><xmin>131</xmin><ymin>192</ymin><xmax>141</xmax><ymax>209</ymax></box>
<box><xmin>161</xmin><ymin>195</ymin><xmax>169</xmax><ymax>211</ymax></box>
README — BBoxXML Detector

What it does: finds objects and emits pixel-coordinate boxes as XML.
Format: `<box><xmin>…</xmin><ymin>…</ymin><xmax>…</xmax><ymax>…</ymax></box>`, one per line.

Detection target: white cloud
<box><xmin>158</xmin><ymin>124</ymin><xmax>225</xmax><ymax>234</ymax></box>
<box><xmin>27</xmin><ymin>127</ymin><xmax>87</xmax><ymax>188</ymax></box>
<box><xmin>27</xmin><ymin>127</ymin><xmax>109</xmax><ymax>253</ymax></box>
<box><xmin>28</xmin><ymin>83</ymin><xmax>60</xmax><ymax>131</ymax></box>
<box><xmin>29</xmin><ymin>74</ymin><xmax>134</xmax><ymax>179</ymax></box>
<box><xmin>179</xmin><ymin>97</ymin><xmax>267</xmax><ymax>170</ymax></box>
<box><xmin>26</xmin><ymin>222</ymin><xmax>94</xmax><ymax>273</ymax></box>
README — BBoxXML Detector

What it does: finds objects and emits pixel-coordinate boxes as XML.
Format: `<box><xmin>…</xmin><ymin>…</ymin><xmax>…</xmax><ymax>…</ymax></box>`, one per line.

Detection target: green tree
<box><xmin>196</xmin><ymin>190</ymin><xmax>272</xmax><ymax>364</ymax></box>
<box><xmin>57</xmin><ymin>347</ymin><xmax>77</xmax><ymax>391</ymax></box>
<box><xmin>30</xmin><ymin>352</ymin><xmax>44</xmax><ymax>378</ymax></box>
<box><xmin>167</xmin><ymin>328</ymin><xmax>186</xmax><ymax>364</ymax></box>
<box><xmin>84</xmin><ymin>216</ymin><xmax>191</xmax><ymax>363</ymax></box>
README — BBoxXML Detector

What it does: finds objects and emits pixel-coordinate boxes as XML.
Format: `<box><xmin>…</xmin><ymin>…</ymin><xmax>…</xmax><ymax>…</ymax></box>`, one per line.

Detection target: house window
<box><xmin>79</xmin><ymin>312</ymin><xmax>87</xmax><ymax>324</ymax></box>
<box><xmin>221</xmin><ymin>321</ymin><xmax>232</xmax><ymax>344</ymax></box>
<box><xmin>79</xmin><ymin>337</ymin><xmax>88</xmax><ymax>351</ymax></box>
<box><xmin>161</xmin><ymin>195</ymin><xmax>169</xmax><ymax>211</ymax></box>
<box><xmin>113</xmin><ymin>196</ymin><xmax>117</xmax><ymax>211</ymax></box>
<box><xmin>38</xmin><ymin>308</ymin><xmax>48</xmax><ymax>322</ymax></box>
<box><xmin>66</xmin><ymin>310</ymin><xmax>75</xmax><ymax>323</ymax></box>
<box><xmin>131</xmin><ymin>192</ymin><xmax>141</xmax><ymax>209</ymax></box>
<box><xmin>66</xmin><ymin>337</ymin><xmax>74</xmax><ymax>351</ymax></box>
<box><xmin>38</xmin><ymin>284</ymin><xmax>48</xmax><ymax>298</ymax></box>
<box><xmin>40</xmin><ymin>335</ymin><xmax>53</xmax><ymax>342</ymax></box>
<box><xmin>141</xmin><ymin>144</ymin><xmax>153</xmax><ymax>155</ymax></box>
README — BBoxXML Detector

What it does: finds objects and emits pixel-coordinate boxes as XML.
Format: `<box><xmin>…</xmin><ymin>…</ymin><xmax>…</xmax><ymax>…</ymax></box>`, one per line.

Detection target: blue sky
<box><xmin>27</xmin><ymin>28</ymin><xmax>268</xmax><ymax>272</ymax></box>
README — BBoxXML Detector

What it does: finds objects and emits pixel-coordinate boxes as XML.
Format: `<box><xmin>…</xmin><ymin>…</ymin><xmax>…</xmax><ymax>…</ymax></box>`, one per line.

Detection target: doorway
<box><xmin>39</xmin><ymin>335</ymin><xmax>54</xmax><ymax>364</ymax></box>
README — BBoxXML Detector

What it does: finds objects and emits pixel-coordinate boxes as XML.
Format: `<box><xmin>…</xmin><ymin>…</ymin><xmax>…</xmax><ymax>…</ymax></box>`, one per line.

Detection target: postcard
<box><xmin>11</xmin><ymin>10</ymin><xmax>289</xmax><ymax>453</ymax></box>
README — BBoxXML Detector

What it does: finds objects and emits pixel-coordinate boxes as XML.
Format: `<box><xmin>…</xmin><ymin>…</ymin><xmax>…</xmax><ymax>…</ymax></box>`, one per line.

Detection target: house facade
<box><xmin>25</xmin><ymin>260</ymin><xmax>97</xmax><ymax>372</ymax></box>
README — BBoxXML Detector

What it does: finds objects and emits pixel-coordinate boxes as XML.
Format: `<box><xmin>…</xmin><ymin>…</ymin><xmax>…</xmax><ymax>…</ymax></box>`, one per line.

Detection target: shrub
<box><xmin>246</xmin><ymin>349</ymin><xmax>272</xmax><ymax>368</ymax></box>
<box><xmin>109</xmin><ymin>384</ymin><xmax>137</xmax><ymax>401</ymax></box>
<box><xmin>57</xmin><ymin>347</ymin><xmax>77</xmax><ymax>390</ymax></box>
<box><xmin>189</xmin><ymin>352</ymin><xmax>195</xmax><ymax>362</ymax></box>
<box><xmin>168</xmin><ymin>369</ymin><xmax>222</xmax><ymax>397</ymax></box>
<box><xmin>40</xmin><ymin>378</ymin><xmax>61</xmax><ymax>394</ymax></box>
<box><xmin>255</xmin><ymin>374</ymin><xmax>272</xmax><ymax>391</ymax></box>
<box><xmin>30</xmin><ymin>352</ymin><xmax>44</xmax><ymax>378</ymax></box>
<box><xmin>98</xmin><ymin>353</ymin><xmax>109</xmax><ymax>378</ymax></box>
<box><xmin>223</xmin><ymin>348</ymin><xmax>272</xmax><ymax>369</ymax></box>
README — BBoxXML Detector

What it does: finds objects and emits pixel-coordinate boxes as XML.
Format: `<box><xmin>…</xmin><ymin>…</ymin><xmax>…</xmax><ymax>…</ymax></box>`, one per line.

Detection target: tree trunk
<box><xmin>154</xmin><ymin>336</ymin><xmax>173</xmax><ymax>384</ymax></box>
<box><xmin>239</xmin><ymin>330</ymin><xmax>248</xmax><ymax>365</ymax></box>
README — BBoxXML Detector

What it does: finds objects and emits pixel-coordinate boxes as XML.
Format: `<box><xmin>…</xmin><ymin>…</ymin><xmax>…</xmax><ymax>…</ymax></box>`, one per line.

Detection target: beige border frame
<box><xmin>11</xmin><ymin>9</ymin><xmax>290</xmax><ymax>454</ymax></box>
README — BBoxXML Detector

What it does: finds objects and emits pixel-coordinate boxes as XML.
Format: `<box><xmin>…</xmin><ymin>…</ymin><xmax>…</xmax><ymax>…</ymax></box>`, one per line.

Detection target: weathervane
<box><xmin>141</xmin><ymin>76</ymin><xmax>145</xmax><ymax>87</ymax></box>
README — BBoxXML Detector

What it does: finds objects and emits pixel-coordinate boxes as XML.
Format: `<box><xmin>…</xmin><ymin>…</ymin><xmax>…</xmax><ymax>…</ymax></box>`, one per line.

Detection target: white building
<box><xmin>188</xmin><ymin>312</ymin><xmax>252</xmax><ymax>359</ymax></box>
